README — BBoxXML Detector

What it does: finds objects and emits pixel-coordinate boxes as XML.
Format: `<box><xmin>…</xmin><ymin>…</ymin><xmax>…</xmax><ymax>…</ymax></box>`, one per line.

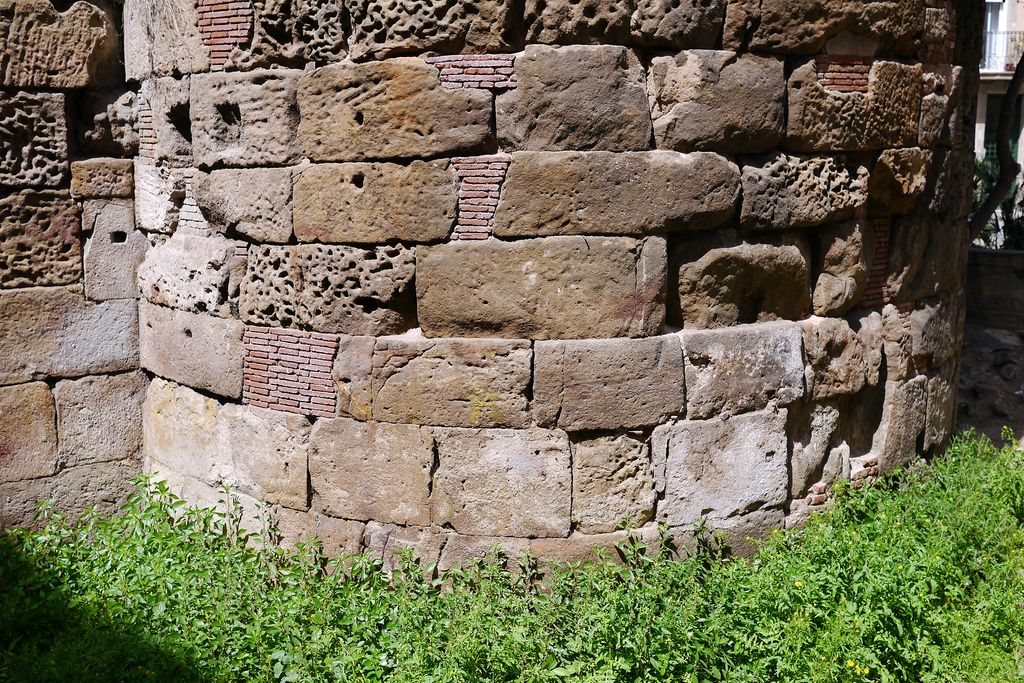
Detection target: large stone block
<box><xmin>0</xmin><ymin>382</ymin><xmax>57</xmax><ymax>483</ymax></box>
<box><xmin>223</xmin><ymin>0</ymin><xmax>346</xmax><ymax>71</ymax></box>
<box><xmin>363</xmin><ymin>522</ymin><xmax>447</xmax><ymax>571</ymax></box>
<box><xmin>241</xmin><ymin>244</ymin><xmax>416</xmax><ymax>335</ymax></box>
<box><xmin>432</xmin><ymin>427</ymin><xmax>572</xmax><ymax>537</ymax></box>
<box><xmin>649</xmin><ymin>51</ymin><xmax>784</xmax><ymax>153</ymax></box>
<box><xmin>923</xmin><ymin>148</ymin><xmax>974</xmax><ymax>221</ymax></box>
<box><xmin>191</xmin><ymin>70</ymin><xmax>304</xmax><ymax>169</ymax></box>
<box><xmin>925</xmin><ymin>364</ymin><xmax>956</xmax><ymax>451</ymax></box>
<box><xmin>55</xmin><ymin>371</ymin><xmax>147</xmax><ymax>469</ymax></box>
<box><xmin>0</xmin><ymin>92</ymin><xmax>67</xmax><ymax>188</ymax></box>
<box><xmin>193</xmin><ymin>167</ymin><xmax>294</xmax><ymax>243</ymax></box>
<box><xmin>681</xmin><ymin>322</ymin><xmax>805</xmax><ymax>419</ymax></box>
<box><xmin>82</xmin><ymin>199</ymin><xmax>148</xmax><ymax>301</ymax></box>
<box><xmin>348</xmin><ymin>0</ymin><xmax>516</xmax><ymax>60</ymax></box>
<box><xmin>71</xmin><ymin>159</ymin><xmax>134</xmax><ymax>199</ymax></box>
<box><xmin>787</xmin><ymin>400</ymin><xmax>849</xmax><ymax>498</ymax></box>
<box><xmin>801</xmin><ymin>317</ymin><xmax>868</xmax><ymax>400</ymax></box>
<box><xmin>571</xmin><ymin>433</ymin><xmax>655</xmax><ymax>534</ymax></box>
<box><xmin>887</xmin><ymin>216</ymin><xmax>967</xmax><ymax>306</ymax></box>
<box><xmin>139</xmin><ymin>77</ymin><xmax>193</xmax><ymax>166</ymax></box>
<box><xmin>0</xmin><ymin>0</ymin><xmax>119</xmax><ymax>87</ymax></box>
<box><xmin>910</xmin><ymin>295</ymin><xmax>963</xmax><ymax>370</ymax></box>
<box><xmin>787</xmin><ymin>60</ymin><xmax>922</xmax><ymax>153</ymax></box>
<box><xmin>871</xmin><ymin>376</ymin><xmax>927</xmax><ymax>470</ymax></box>
<box><xmin>652</xmin><ymin>409</ymin><xmax>789</xmax><ymax>525</ymax></box>
<box><xmin>309</xmin><ymin>417</ymin><xmax>433</xmax><ymax>525</ymax></box>
<box><xmin>0</xmin><ymin>287</ymin><xmax>138</xmax><ymax>385</ymax></box>
<box><xmin>630</xmin><ymin>0</ymin><xmax>725</xmax><ymax>48</ymax></box>
<box><xmin>920</xmin><ymin>66</ymin><xmax>964</xmax><ymax>148</ymax></box>
<box><xmin>138</xmin><ymin>233</ymin><xmax>246</xmax><ymax>317</ymax></box>
<box><xmin>524</xmin><ymin>0</ymin><xmax>632</xmax><ymax>44</ymax></box>
<box><xmin>123</xmin><ymin>0</ymin><xmax>208</xmax><ymax>79</ymax></box>
<box><xmin>868</xmin><ymin>148</ymin><xmax>932</xmax><ymax>217</ymax></box>
<box><xmin>812</xmin><ymin>220</ymin><xmax>868</xmax><ymax>317</ymax></box>
<box><xmin>533</xmin><ymin>335</ymin><xmax>686</xmax><ymax>430</ymax></box>
<box><xmin>139</xmin><ymin>300</ymin><xmax>244</xmax><ymax>399</ymax></box>
<box><xmin>276</xmin><ymin>510</ymin><xmax>365</xmax><ymax>558</ymax></box>
<box><xmin>293</xmin><ymin>161</ymin><xmax>458</xmax><ymax>244</ymax></box>
<box><xmin>0</xmin><ymin>190</ymin><xmax>80</xmax><ymax>289</ymax></box>
<box><xmin>493</xmin><ymin>151</ymin><xmax>738</xmax><ymax>237</ymax></box>
<box><xmin>496</xmin><ymin>45</ymin><xmax>652</xmax><ymax>152</ymax></box>
<box><xmin>417</xmin><ymin>236</ymin><xmax>665</xmax><ymax>339</ymax></box>
<box><xmin>133</xmin><ymin>160</ymin><xmax>187</xmax><ymax>234</ymax></box>
<box><xmin>437</xmin><ymin>534</ymin><xmax>529</xmax><ymax>572</ymax></box>
<box><xmin>298</xmin><ymin>59</ymin><xmax>493</xmax><ymax>162</ymax></box>
<box><xmin>740</xmin><ymin>154</ymin><xmax>869</xmax><ymax>231</ymax></box>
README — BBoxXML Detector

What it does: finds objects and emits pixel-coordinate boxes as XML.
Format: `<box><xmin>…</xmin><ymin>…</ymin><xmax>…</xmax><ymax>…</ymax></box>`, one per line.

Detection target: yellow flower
<box><xmin>847</xmin><ymin>659</ymin><xmax>855</xmax><ymax>667</ymax></box>
<box><xmin>795</xmin><ymin>581</ymin><xmax>804</xmax><ymax>588</ymax></box>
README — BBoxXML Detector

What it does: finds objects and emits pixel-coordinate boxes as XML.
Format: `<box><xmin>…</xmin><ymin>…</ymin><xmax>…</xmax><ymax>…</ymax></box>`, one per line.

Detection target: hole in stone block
<box><xmin>183</xmin><ymin>328</ymin><xmax>193</xmax><ymax>338</ymax></box>
<box><xmin>352</xmin><ymin>172</ymin><xmax>364</xmax><ymax>188</ymax></box>
<box><xmin>354</xmin><ymin>110</ymin><xmax>364</xmax><ymax>125</ymax></box>
<box><xmin>168</xmin><ymin>101</ymin><xmax>192</xmax><ymax>143</ymax></box>
<box><xmin>109</xmin><ymin>231</ymin><xmax>127</xmax><ymax>244</ymax></box>
<box><xmin>216</xmin><ymin>102</ymin><xmax>242</xmax><ymax>127</ymax></box>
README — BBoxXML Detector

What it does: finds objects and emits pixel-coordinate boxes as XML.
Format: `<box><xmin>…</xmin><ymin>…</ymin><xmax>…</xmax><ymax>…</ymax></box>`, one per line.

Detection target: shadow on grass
<box><xmin>0</xmin><ymin>537</ymin><xmax>206</xmax><ymax>683</ymax></box>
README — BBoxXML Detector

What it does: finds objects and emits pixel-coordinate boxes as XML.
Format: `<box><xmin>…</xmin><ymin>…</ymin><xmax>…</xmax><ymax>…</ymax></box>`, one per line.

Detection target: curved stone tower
<box><xmin>0</xmin><ymin>0</ymin><xmax>983</xmax><ymax>564</ymax></box>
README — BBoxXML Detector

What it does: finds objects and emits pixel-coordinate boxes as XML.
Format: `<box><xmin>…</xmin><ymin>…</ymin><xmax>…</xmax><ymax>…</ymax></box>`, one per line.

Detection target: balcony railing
<box><xmin>983</xmin><ymin>31</ymin><xmax>1024</xmax><ymax>72</ymax></box>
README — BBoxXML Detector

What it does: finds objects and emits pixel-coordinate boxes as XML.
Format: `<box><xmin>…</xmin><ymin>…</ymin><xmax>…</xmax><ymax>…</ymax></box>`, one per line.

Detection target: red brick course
<box><xmin>815</xmin><ymin>55</ymin><xmax>872</xmax><ymax>94</ymax></box>
<box><xmin>451</xmin><ymin>155</ymin><xmax>510</xmax><ymax>240</ymax></box>
<box><xmin>242</xmin><ymin>326</ymin><xmax>339</xmax><ymax>418</ymax></box>
<box><xmin>862</xmin><ymin>218</ymin><xmax>891</xmax><ymax>309</ymax></box>
<box><xmin>138</xmin><ymin>101</ymin><xmax>157</xmax><ymax>159</ymax></box>
<box><xmin>424</xmin><ymin>54</ymin><xmax>518</xmax><ymax>90</ymax></box>
<box><xmin>195</xmin><ymin>0</ymin><xmax>254</xmax><ymax>70</ymax></box>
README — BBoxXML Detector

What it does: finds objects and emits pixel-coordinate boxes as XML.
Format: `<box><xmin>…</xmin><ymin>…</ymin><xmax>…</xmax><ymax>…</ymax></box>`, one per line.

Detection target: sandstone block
<box><xmin>241</xmin><ymin>244</ymin><xmax>416</xmax><ymax>336</ymax></box>
<box><xmin>920</xmin><ymin>66</ymin><xmax>964</xmax><ymax>148</ymax></box>
<box><xmin>910</xmin><ymin>296</ymin><xmax>963</xmax><ymax>370</ymax></box>
<box><xmin>524</xmin><ymin>0</ymin><xmax>631</xmax><ymax>44</ymax></box>
<box><xmin>0</xmin><ymin>382</ymin><xmax>57</xmax><ymax>483</ymax></box>
<box><xmin>0</xmin><ymin>92</ymin><xmax>67</xmax><ymax>188</ymax></box>
<box><xmin>630</xmin><ymin>0</ymin><xmax>725</xmax><ymax>48</ymax></box>
<box><xmin>437</xmin><ymin>534</ymin><xmax>530</xmax><ymax>573</ymax></box>
<box><xmin>530</xmin><ymin>529</ymin><xmax>648</xmax><ymax>566</ymax></box>
<box><xmin>787</xmin><ymin>400</ymin><xmax>849</xmax><ymax>498</ymax></box>
<box><xmin>652</xmin><ymin>409</ymin><xmax>788</xmax><ymax>525</ymax></box>
<box><xmin>493</xmin><ymin>151</ymin><xmax>738</xmax><ymax>237</ymax></box>
<box><xmin>417</xmin><ymin>236</ymin><xmax>665</xmax><ymax>339</ymax></box>
<box><xmin>887</xmin><ymin>216</ymin><xmax>967</xmax><ymax>306</ymax></box>
<box><xmin>133</xmin><ymin>160</ymin><xmax>187</xmax><ymax>234</ymax></box>
<box><xmin>331</xmin><ymin>335</ymin><xmax>376</xmax><ymax>420</ymax></box>
<box><xmin>571</xmin><ymin>433</ymin><xmax>655</xmax><ymax>534</ymax></box>
<box><xmin>801</xmin><ymin>317</ymin><xmax>868</xmax><ymax>400</ymax></box>
<box><xmin>276</xmin><ymin>511</ymin><xmax>365</xmax><ymax>558</ymax></box>
<box><xmin>193</xmin><ymin>168</ymin><xmax>294</xmax><ymax>243</ymax></box>
<box><xmin>123</xmin><ymin>0</ymin><xmax>208</xmax><ymax>79</ymax></box>
<box><xmin>363</xmin><ymin>522</ymin><xmax>447</xmax><ymax>572</ymax></box>
<box><xmin>138</xmin><ymin>233</ymin><xmax>246</xmax><ymax>317</ymax></box>
<box><xmin>812</xmin><ymin>221</ymin><xmax>868</xmax><ymax>317</ymax></box>
<box><xmin>496</xmin><ymin>45</ymin><xmax>652</xmax><ymax>152</ymax></box>
<box><xmin>681</xmin><ymin>321</ymin><xmax>805</xmax><ymax>419</ymax></box>
<box><xmin>145</xmin><ymin>463</ymin><xmax>269</xmax><ymax>534</ymax></box>
<box><xmin>871</xmin><ymin>376</ymin><xmax>927</xmax><ymax>470</ymax></box>
<box><xmin>0</xmin><ymin>287</ymin><xmax>137</xmax><ymax>385</ymax></box>
<box><xmin>71</xmin><ymin>159</ymin><xmax>134</xmax><ymax>199</ymax></box>
<box><xmin>223</xmin><ymin>0</ymin><xmax>345</xmax><ymax>71</ymax></box>
<box><xmin>309</xmin><ymin>417</ymin><xmax>433</xmax><ymax>525</ymax></box>
<box><xmin>432</xmin><ymin>427</ymin><xmax>571</xmax><ymax>537</ymax></box>
<box><xmin>293</xmin><ymin>161</ymin><xmax>458</xmax><ymax>244</ymax></box>
<box><xmin>868</xmin><ymin>148</ymin><xmax>932</xmax><ymax>217</ymax></box>
<box><xmin>191</xmin><ymin>70</ymin><xmax>304</xmax><ymax>169</ymax></box>
<box><xmin>55</xmin><ymin>371</ymin><xmax>147</xmax><ymax>469</ymax></box>
<box><xmin>139</xmin><ymin>77</ymin><xmax>193</xmax><ymax>166</ymax></box>
<box><xmin>533</xmin><ymin>335</ymin><xmax>686</xmax><ymax>430</ymax></box>
<box><xmin>925</xmin><ymin>364</ymin><xmax>957</xmax><ymax>451</ymax></box>
<box><xmin>649</xmin><ymin>51</ymin><xmax>784</xmax><ymax>153</ymax></box>
<box><xmin>139</xmin><ymin>301</ymin><xmax>244</xmax><ymax>399</ymax></box>
<box><xmin>82</xmin><ymin>199</ymin><xmax>148</xmax><ymax>301</ymax></box>
<box><xmin>0</xmin><ymin>190</ymin><xmax>80</xmax><ymax>289</ymax></box>
<box><xmin>924</xmin><ymin>148</ymin><xmax>974</xmax><ymax>220</ymax></box>
<box><xmin>298</xmin><ymin>59</ymin><xmax>493</xmax><ymax>162</ymax></box>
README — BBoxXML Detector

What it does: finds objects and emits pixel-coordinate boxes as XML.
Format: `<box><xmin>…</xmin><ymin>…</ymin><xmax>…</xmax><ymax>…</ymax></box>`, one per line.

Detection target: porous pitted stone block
<box><xmin>192</xmin><ymin>167</ymin><xmax>293</xmax><ymax>243</ymax></box>
<box><xmin>870</xmin><ymin>375</ymin><xmax>927</xmax><ymax>471</ymax></box>
<box><xmin>416</xmin><ymin>236</ymin><xmax>665</xmax><ymax>340</ymax></box>
<box><xmin>298</xmin><ymin>59</ymin><xmax>493</xmax><ymax>162</ymax></box>
<box><xmin>138</xmin><ymin>233</ymin><xmax>247</xmax><ymax>318</ymax></box>
<box><xmin>493</xmin><ymin>151</ymin><xmax>738</xmax><ymax>237</ymax></box>
<box><xmin>0</xmin><ymin>0</ymin><xmax>119</xmax><ymax>87</ymax></box>
<box><xmin>123</xmin><ymin>0</ymin><xmax>208</xmax><ymax>79</ymax></box>
<box><xmin>241</xmin><ymin>244</ymin><xmax>416</xmax><ymax>336</ymax></box>
<box><xmin>309</xmin><ymin>417</ymin><xmax>433</xmax><ymax>525</ymax></box>
<box><xmin>82</xmin><ymin>199</ymin><xmax>148</xmax><ymax>301</ymax></box>
<box><xmin>649</xmin><ymin>51</ymin><xmax>784</xmax><ymax>153</ymax></box>
<box><xmin>533</xmin><ymin>335</ymin><xmax>686</xmax><ymax>430</ymax></box>
<box><xmin>524</xmin><ymin>0</ymin><xmax>632</xmax><ymax>44</ymax></box>
<box><xmin>223</xmin><ymin>0</ymin><xmax>345</xmax><ymax>71</ymax></box>
<box><xmin>133</xmin><ymin>160</ymin><xmax>187</xmax><ymax>234</ymax></box>
<box><xmin>71</xmin><ymin>159</ymin><xmax>134</xmax><ymax>199</ymax></box>
<box><xmin>0</xmin><ymin>190</ymin><xmax>80</xmax><ymax>289</ymax></box>
<box><xmin>630</xmin><ymin>0</ymin><xmax>725</xmax><ymax>48</ymax></box>
<box><xmin>191</xmin><ymin>70</ymin><xmax>304</xmax><ymax>169</ymax></box>
<box><xmin>868</xmin><ymin>148</ymin><xmax>932</xmax><ymax>217</ymax></box>
<box><xmin>571</xmin><ymin>433</ymin><xmax>655</xmax><ymax>534</ymax></box>
<box><xmin>0</xmin><ymin>382</ymin><xmax>57</xmax><ymax>483</ymax></box>
<box><xmin>801</xmin><ymin>317</ymin><xmax>868</xmax><ymax>400</ymax></box>
<box><xmin>652</xmin><ymin>409</ymin><xmax>789</xmax><ymax>526</ymax></box>
<box><xmin>55</xmin><ymin>371</ymin><xmax>147</xmax><ymax>469</ymax></box>
<box><xmin>139</xmin><ymin>300</ymin><xmax>245</xmax><ymax>399</ymax></box>
<box><xmin>496</xmin><ymin>45</ymin><xmax>653</xmax><ymax>152</ymax></box>
<box><xmin>432</xmin><ymin>427</ymin><xmax>572</xmax><ymax>537</ymax></box>
<box><xmin>293</xmin><ymin>161</ymin><xmax>458</xmax><ymax>244</ymax></box>
<box><xmin>0</xmin><ymin>287</ymin><xmax>137</xmax><ymax>385</ymax></box>
<box><xmin>139</xmin><ymin>77</ymin><xmax>193</xmax><ymax>166</ymax></box>
<box><xmin>812</xmin><ymin>221</ymin><xmax>869</xmax><ymax>317</ymax></box>
<box><xmin>0</xmin><ymin>92</ymin><xmax>67</xmax><ymax>189</ymax></box>
<box><xmin>681</xmin><ymin>321</ymin><xmax>805</xmax><ymax>419</ymax></box>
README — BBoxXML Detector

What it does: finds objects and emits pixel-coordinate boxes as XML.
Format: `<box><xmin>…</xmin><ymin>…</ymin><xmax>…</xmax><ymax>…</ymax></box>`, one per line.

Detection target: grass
<box><xmin>2</xmin><ymin>431</ymin><xmax>1024</xmax><ymax>682</ymax></box>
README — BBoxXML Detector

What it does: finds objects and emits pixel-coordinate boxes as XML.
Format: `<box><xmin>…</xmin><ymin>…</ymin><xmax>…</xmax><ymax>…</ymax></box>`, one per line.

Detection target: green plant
<box><xmin>974</xmin><ymin>155</ymin><xmax>1024</xmax><ymax>249</ymax></box>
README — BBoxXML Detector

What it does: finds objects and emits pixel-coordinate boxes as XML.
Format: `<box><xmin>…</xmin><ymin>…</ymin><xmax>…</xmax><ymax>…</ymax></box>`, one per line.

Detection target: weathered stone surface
<box><xmin>193</xmin><ymin>168</ymin><xmax>294</xmax><ymax>243</ymax></box>
<box><xmin>144</xmin><ymin>378</ymin><xmax>309</xmax><ymax>509</ymax></box>
<box><xmin>191</xmin><ymin>70</ymin><xmax>304</xmax><ymax>169</ymax></box>
<box><xmin>920</xmin><ymin>66</ymin><xmax>964</xmax><ymax>148</ymax></box>
<box><xmin>349</xmin><ymin>0</ymin><xmax>516</xmax><ymax>60</ymax></box>
<box><xmin>910</xmin><ymin>295</ymin><xmax>963</xmax><ymax>370</ymax></box>
<box><xmin>493</xmin><ymin>151</ymin><xmax>738</xmax><ymax>237</ymax></box>
<box><xmin>1</xmin><ymin>0</ymin><xmax>119</xmax><ymax>87</ymax></box>
<box><xmin>868</xmin><ymin>148</ymin><xmax>932</xmax><ymax>217</ymax></box>
<box><xmin>432</xmin><ymin>427</ymin><xmax>571</xmax><ymax>537</ymax></box>
<box><xmin>871</xmin><ymin>375</ymin><xmax>927</xmax><ymax>470</ymax></box>
<box><xmin>801</xmin><ymin>317</ymin><xmax>868</xmax><ymax>400</ymax></box>
<box><xmin>675</xmin><ymin>241</ymin><xmax>810</xmax><ymax>329</ymax></box>
<box><xmin>55</xmin><ymin>371</ymin><xmax>147</xmax><ymax>469</ymax></box>
<box><xmin>524</xmin><ymin>0</ymin><xmax>632</xmax><ymax>44</ymax></box>
<box><xmin>787</xmin><ymin>60</ymin><xmax>922</xmax><ymax>152</ymax></box>
<box><xmin>571</xmin><ymin>433</ymin><xmax>655</xmax><ymax>534</ymax></box>
<box><xmin>437</xmin><ymin>534</ymin><xmax>530</xmax><ymax>572</ymax></box>
<box><xmin>631</xmin><ymin>0</ymin><xmax>725</xmax><ymax>48</ymax></box>
<box><xmin>812</xmin><ymin>220</ymin><xmax>868</xmax><ymax>317</ymax></box>
<box><xmin>363</xmin><ymin>522</ymin><xmax>447</xmax><ymax>571</ymax></box>
<box><xmin>82</xmin><ymin>199</ymin><xmax>148</xmax><ymax>301</ymax></box>
<box><xmin>0</xmin><ymin>287</ymin><xmax>137</xmax><ymax>385</ymax></box>
<box><xmin>309</xmin><ymin>417</ymin><xmax>433</xmax><ymax>525</ymax></box>
<box><xmin>133</xmin><ymin>160</ymin><xmax>187</xmax><ymax>234</ymax></box>
<box><xmin>0</xmin><ymin>459</ymin><xmax>138</xmax><ymax>529</ymax></box>
<box><xmin>241</xmin><ymin>244</ymin><xmax>417</xmax><ymax>336</ymax></box>
<box><xmin>925</xmin><ymin>364</ymin><xmax>956</xmax><ymax>451</ymax></box>
<box><xmin>740</xmin><ymin>154</ymin><xmax>869</xmax><ymax>231</ymax></box>
<box><xmin>277</xmin><ymin>510</ymin><xmax>365</xmax><ymax>558</ymax></box>
<box><xmin>530</xmin><ymin>529</ymin><xmax>650</xmax><ymax>566</ymax></box>
<box><xmin>146</xmin><ymin>461</ymin><xmax>269</xmax><ymax>533</ymax></box>
<box><xmin>887</xmin><ymin>216</ymin><xmax>967</xmax><ymax>306</ymax></box>
<box><xmin>652</xmin><ymin>409</ymin><xmax>788</xmax><ymax>525</ymax></box>
<box><xmin>496</xmin><ymin>45</ymin><xmax>652</xmax><ymax>152</ymax></box>
<box><xmin>0</xmin><ymin>190</ymin><xmax>80</xmax><ymax>289</ymax></box>
<box><xmin>681</xmin><ymin>322</ymin><xmax>805</xmax><ymax>419</ymax></box>
<box><xmin>298</xmin><ymin>60</ymin><xmax>493</xmax><ymax>162</ymax></box>
<box><xmin>787</xmin><ymin>400</ymin><xmax>849</xmax><ymax>498</ymax></box>
<box><xmin>139</xmin><ymin>301</ymin><xmax>244</xmax><ymax>399</ymax></box>
<box><xmin>533</xmin><ymin>335</ymin><xmax>686</xmax><ymax>430</ymax></box>
<box><xmin>649</xmin><ymin>51</ymin><xmax>784</xmax><ymax>153</ymax></box>
<box><xmin>71</xmin><ymin>159</ymin><xmax>134</xmax><ymax>199</ymax></box>
<box><xmin>138</xmin><ymin>233</ymin><xmax>246</xmax><ymax>317</ymax></box>
<box><xmin>123</xmin><ymin>0</ymin><xmax>208</xmax><ymax>79</ymax></box>
<box><xmin>139</xmin><ymin>77</ymin><xmax>193</xmax><ymax>166</ymax></box>
<box><xmin>331</xmin><ymin>335</ymin><xmax>376</xmax><ymax>420</ymax></box>
<box><xmin>0</xmin><ymin>92</ymin><xmax>67</xmax><ymax>188</ymax></box>
<box><xmin>224</xmin><ymin>0</ymin><xmax>346</xmax><ymax>70</ymax></box>
<box><xmin>0</xmin><ymin>382</ymin><xmax>57</xmax><ymax>483</ymax></box>
<box><xmin>417</xmin><ymin>236</ymin><xmax>665</xmax><ymax>340</ymax></box>
<box><xmin>293</xmin><ymin>161</ymin><xmax>458</xmax><ymax>244</ymax></box>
